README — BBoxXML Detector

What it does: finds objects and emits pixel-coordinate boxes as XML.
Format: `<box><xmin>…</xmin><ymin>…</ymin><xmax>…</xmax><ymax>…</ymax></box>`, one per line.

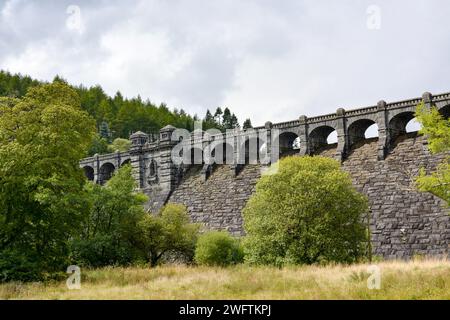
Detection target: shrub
<box><xmin>194</xmin><ymin>231</ymin><xmax>244</xmax><ymax>266</ymax></box>
<box><xmin>243</xmin><ymin>156</ymin><xmax>368</xmax><ymax>266</ymax></box>
<box><xmin>107</xmin><ymin>138</ymin><xmax>132</xmax><ymax>153</ymax></box>
<box><xmin>69</xmin><ymin>165</ymin><xmax>147</xmax><ymax>267</ymax></box>
<box><xmin>130</xmin><ymin>203</ymin><xmax>200</xmax><ymax>267</ymax></box>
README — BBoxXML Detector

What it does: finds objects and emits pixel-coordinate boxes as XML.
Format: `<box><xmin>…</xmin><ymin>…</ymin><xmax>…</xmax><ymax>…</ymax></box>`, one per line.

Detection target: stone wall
<box><xmin>168</xmin><ymin>164</ymin><xmax>262</xmax><ymax>236</ymax></box>
<box><xmin>167</xmin><ymin>133</ymin><xmax>449</xmax><ymax>259</ymax></box>
<box><xmin>339</xmin><ymin>134</ymin><xmax>449</xmax><ymax>259</ymax></box>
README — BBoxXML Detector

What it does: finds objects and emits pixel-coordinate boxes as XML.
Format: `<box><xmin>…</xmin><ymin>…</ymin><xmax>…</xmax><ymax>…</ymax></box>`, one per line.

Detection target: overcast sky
<box><xmin>1</xmin><ymin>0</ymin><xmax>449</xmax><ymax>126</ymax></box>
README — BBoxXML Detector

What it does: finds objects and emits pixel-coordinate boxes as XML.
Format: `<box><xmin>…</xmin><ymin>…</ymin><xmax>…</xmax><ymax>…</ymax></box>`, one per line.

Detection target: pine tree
<box><xmin>243</xmin><ymin>118</ymin><xmax>253</xmax><ymax>129</ymax></box>
<box><xmin>222</xmin><ymin>107</ymin><xmax>232</xmax><ymax>129</ymax></box>
<box><xmin>99</xmin><ymin>121</ymin><xmax>112</xmax><ymax>143</ymax></box>
<box><xmin>214</xmin><ymin>107</ymin><xmax>223</xmax><ymax>125</ymax></box>
<box><xmin>231</xmin><ymin>113</ymin><xmax>239</xmax><ymax>129</ymax></box>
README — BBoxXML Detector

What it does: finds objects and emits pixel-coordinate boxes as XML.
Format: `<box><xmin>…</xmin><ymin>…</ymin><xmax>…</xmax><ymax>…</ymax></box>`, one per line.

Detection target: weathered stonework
<box><xmin>169</xmin><ymin>164</ymin><xmax>262</xmax><ymax>236</ymax></box>
<box><xmin>80</xmin><ymin>91</ymin><xmax>450</xmax><ymax>259</ymax></box>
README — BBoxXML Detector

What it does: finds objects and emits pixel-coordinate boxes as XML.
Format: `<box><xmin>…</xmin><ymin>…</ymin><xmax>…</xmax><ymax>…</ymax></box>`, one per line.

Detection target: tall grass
<box><xmin>1</xmin><ymin>259</ymin><xmax>449</xmax><ymax>299</ymax></box>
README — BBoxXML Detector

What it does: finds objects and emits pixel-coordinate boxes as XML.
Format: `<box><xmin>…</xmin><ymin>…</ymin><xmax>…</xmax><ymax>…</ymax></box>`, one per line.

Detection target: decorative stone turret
<box><xmin>130</xmin><ymin>131</ymin><xmax>149</xmax><ymax>146</ymax></box>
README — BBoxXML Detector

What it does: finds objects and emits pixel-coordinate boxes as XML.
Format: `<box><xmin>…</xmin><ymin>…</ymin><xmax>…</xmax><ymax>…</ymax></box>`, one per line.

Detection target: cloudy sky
<box><xmin>1</xmin><ymin>0</ymin><xmax>449</xmax><ymax>126</ymax></box>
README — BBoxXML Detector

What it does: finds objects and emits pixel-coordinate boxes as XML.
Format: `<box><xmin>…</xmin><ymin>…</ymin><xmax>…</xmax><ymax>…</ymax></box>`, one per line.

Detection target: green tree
<box><xmin>230</xmin><ymin>113</ymin><xmax>239</xmax><ymax>129</ymax></box>
<box><xmin>0</xmin><ymin>82</ymin><xmax>96</xmax><ymax>281</ymax></box>
<box><xmin>243</xmin><ymin>156</ymin><xmax>368</xmax><ymax>266</ymax></box>
<box><xmin>99</xmin><ymin>120</ymin><xmax>112</xmax><ymax>142</ymax></box>
<box><xmin>70</xmin><ymin>165</ymin><xmax>148</xmax><ymax>267</ymax></box>
<box><xmin>222</xmin><ymin>107</ymin><xmax>232</xmax><ymax>129</ymax></box>
<box><xmin>0</xmin><ymin>70</ymin><xmax>242</xmax><ymax>142</ymax></box>
<box><xmin>108</xmin><ymin>138</ymin><xmax>132</xmax><ymax>153</ymax></box>
<box><xmin>129</xmin><ymin>203</ymin><xmax>200</xmax><ymax>267</ymax></box>
<box><xmin>203</xmin><ymin>109</ymin><xmax>220</xmax><ymax>130</ymax></box>
<box><xmin>243</xmin><ymin>118</ymin><xmax>253</xmax><ymax>129</ymax></box>
<box><xmin>88</xmin><ymin>134</ymin><xmax>109</xmax><ymax>156</ymax></box>
<box><xmin>194</xmin><ymin>231</ymin><xmax>244</xmax><ymax>266</ymax></box>
<box><xmin>415</xmin><ymin>102</ymin><xmax>450</xmax><ymax>205</ymax></box>
<box><xmin>214</xmin><ymin>107</ymin><xmax>223</xmax><ymax>125</ymax></box>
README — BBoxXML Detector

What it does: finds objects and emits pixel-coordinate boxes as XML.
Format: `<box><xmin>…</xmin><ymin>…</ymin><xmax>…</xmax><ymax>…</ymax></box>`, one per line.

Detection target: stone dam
<box><xmin>80</xmin><ymin>91</ymin><xmax>450</xmax><ymax>259</ymax></box>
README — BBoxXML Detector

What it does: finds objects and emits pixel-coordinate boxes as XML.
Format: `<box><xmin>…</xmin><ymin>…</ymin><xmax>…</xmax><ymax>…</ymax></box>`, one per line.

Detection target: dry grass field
<box><xmin>1</xmin><ymin>259</ymin><xmax>449</xmax><ymax>300</ymax></box>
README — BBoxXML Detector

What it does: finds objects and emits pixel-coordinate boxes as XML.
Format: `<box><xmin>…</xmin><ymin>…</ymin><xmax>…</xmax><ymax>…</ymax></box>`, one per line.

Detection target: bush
<box><xmin>69</xmin><ymin>165</ymin><xmax>147</xmax><ymax>267</ymax></box>
<box><xmin>243</xmin><ymin>156</ymin><xmax>368</xmax><ymax>266</ymax></box>
<box><xmin>107</xmin><ymin>138</ymin><xmax>132</xmax><ymax>153</ymax></box>
<box><xmin>130</xmin><ymin>203</ymin><xmax>200</xmax><ymax>267</ymax></box>
<box><xmin>194</xmin><ymin>231</ymin><xmax>244</xmax><ymax>266</ymax></box>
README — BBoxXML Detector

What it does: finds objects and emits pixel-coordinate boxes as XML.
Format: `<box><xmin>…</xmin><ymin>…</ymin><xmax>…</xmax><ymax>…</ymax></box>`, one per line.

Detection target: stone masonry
<box><xmin>80</xmin><ymin>91</ymin><xmax>450</xmax><ymax>259</ymax></box>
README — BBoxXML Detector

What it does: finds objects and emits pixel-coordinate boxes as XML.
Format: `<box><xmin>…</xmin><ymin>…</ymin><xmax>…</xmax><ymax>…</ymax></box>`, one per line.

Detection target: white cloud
<box><xmin>1</xmin><ymin>0</ymin><xmax>450</xmax><ymax>126</ymax></box>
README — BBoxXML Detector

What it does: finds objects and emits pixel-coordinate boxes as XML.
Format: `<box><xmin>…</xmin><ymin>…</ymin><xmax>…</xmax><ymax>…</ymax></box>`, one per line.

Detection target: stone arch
<box><xmin>121</xmin><ymin>158</ymin><xmax>131</xmax><ymax>166</ymax></box>
<box><xmin>308</xmin><ymin>125</ymin><xmax>336</xmax><ymax>154</ymax></box>
<box><xmin>347</xmin><ymin>119</ymin><xmax>378</xmax><ymax>149</ymax></box>
<box><xmin>147</xmin><ymin>159</ymin><xmax>158</xmax><ymax>185</ymax></box>
<box><xmin>189</xmin><ymin>146</ymin><xmax>204</xmax><ymax>165</ymax></box>
<box><xmin>99</xmin><ymin>162</ymin><xmax>115</xmax><ymax>185</ymax></box>
<box><xmin>388</xmin><ymin>111</ymin><xmax>416</xmax><ymax>142</ymax></box>
<box><xmin>274</xmin><ymin>131</ymin><xmax>299</xmax><ymax>157</ymax></box>
<box><xmin>206</xmin><ymin>141</ymin><xmax>234</xmax><ymax>165</ymax></box>
<box><xmin>149</xmin><ymin>159</ymin><xmax>157</xmax><ymax>176</ymax></box>
<box><xmin>83</xmin><ymin>165</ymin><xmax>94</xmax><ymax>181</ymax></box>
<box><xmin>238</xmin><ymin>136</ymin><xmax>261</xmax><ymax>164</ymax></box>
<box><xmin>438</xmin><ymin>104</ymin><xmax>450</xmax><ymax>119</ymax></box>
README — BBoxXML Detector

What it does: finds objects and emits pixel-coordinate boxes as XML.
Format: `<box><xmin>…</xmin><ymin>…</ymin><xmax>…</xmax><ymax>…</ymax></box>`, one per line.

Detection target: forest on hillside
<box><xmin>0</xmin><ymin>71</ymin><xmax>252</xmax><ymax>155</ymax></box>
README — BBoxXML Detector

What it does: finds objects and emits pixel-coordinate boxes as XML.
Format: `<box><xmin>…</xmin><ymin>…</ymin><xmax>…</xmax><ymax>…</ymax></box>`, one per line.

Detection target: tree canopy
<box><xmin>0</xmin><ymin>71</ymin><xmax>247</xmax><ymax>145</ymax></box>
<box><xmin>415</xmin><ymin>102</ymin><xmax>450</xmax><ymax>205</ymax></box>
<box><xmin>0</xmin><ymin>82</ymin><xmax>96</xmax><ymax>281</ymax></box>
<box><xmin>242</xmin><ymin>156</ymin><xmax>368</xmax><ymax>266</ymax></box>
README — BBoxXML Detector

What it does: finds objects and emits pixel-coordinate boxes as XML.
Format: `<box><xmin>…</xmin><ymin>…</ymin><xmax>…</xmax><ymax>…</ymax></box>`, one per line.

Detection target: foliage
<box><xmin>99</xmin><ymin>121</ymin><xmax>112</xmax><ymax>143</ymax></box>
<box><xmin>88</xmin><ymin>134</ymin><xmax>109</xmax><ymax>156</ymax></box>
<box><xmin>194</xmin><ymin>231</ymin><xmax>244</xmax><ymax>266</ymax></box>
<box><xmin>243</xmin><ymin>118</ymin><xmax>253</xmax><ymax>129</ymax></box>
<box><xmin>0</xmin><ymin>82</ymin><xmax>96</xmax><ymax>281</ymax></box>
<box><xmin>129</xmin><ymin>203</ymin><xmax>200</xmax><ymax>267</ymax></box>
<box><xmin>0</xmin><ymin>70</ymin><xmax>246</xmax><ymax>142</ymax></box>
<box><xmin>415</xmin><ymin>102</ymin><xmax>450</xmax><ymax>205</ymax></box>
<box><xmin>203</xmin><ymin>107</ymin><xmax>240</xmax><ymax>131</ymax></box>
<box><xmin>107</xmin><ymin>138</ymin><xmax>132</xmax><ymax>153</ymax></box>
<box><xmin>2</xmin><ymin>260</ymin><xmax>450</xmax><ymax>299</ymax></box>
<box><xmin>69</xmin><ymin>165</ymin><xmax>148</xmax><ymax>267</ymax></box>
<box><xmin>242</xmin><ymin>156</ymin><xmax>368</xmax><ymax>266</ymax></box>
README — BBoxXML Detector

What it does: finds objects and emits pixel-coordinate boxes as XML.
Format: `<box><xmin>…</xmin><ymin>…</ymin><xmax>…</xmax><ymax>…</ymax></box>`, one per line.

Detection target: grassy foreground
<box><xmin>1</xmin><ymin>259</ymin><xmax>449</xmax><ymax>299</ymax></box>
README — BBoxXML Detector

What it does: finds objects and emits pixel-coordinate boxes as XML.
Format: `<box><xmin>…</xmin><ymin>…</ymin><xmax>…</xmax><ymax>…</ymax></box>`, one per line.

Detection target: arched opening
<box><xmin>276</xmin><ymin>131</ymin><xmax>300</xmax><ymax>157</ymax></box>
<box><xmin>405</xmin><ymin>118</ymin><xmax>422</xmax><ymax>133</ymax></box>
<box><xmin>99</xmin><ymin>163</ymin><xmax>115</xmax><ymax>185</ymax></box>
<box><xmin>438</xmin><ymin>104</ymin><xmax>450</xmax><ymax>119</ymax></box>
<box><xmin>309</xmin><ymin>125</ymin><xmax>337</xmax><ymax>154</ymax></box>
<box><xmin>347</xmin><ymin>119</ymin><xmax>378</xmax><ymax>149</ymax></box>
<box><xmin>147</xmin><ymin>159</ymin><xmax>158</xmax><ymax>185</ymax></box>
<box><xmin>238</xmin><ymin>137</ymin><xmax>261</xmax><ymax>164</ymax></box>
<box><xmin>121</xmin><ymin>159</ymin><xmax>131</xmax><ymax>167</ymax></box>
<box><xmin>190</xmin><ymin>147</ymin><xmax>204</xmax><ymax>166</ymax></box>
<box><xmin>388</xmin><ymin>111</ymin><xmax>420</xmax><ymax>145</ymax></box>
<box><xmin>149</xmin><ymin>160</ymin><xmax>157</xmax><ymax>176</ymax></box>
<box><xmin>83</xmin><ymin>166</ymin><xmax>94</xmax><ymax>181</ymax></box>
<box><xmin>209</xmin><ymin>142</ymin><xmax>234</xmax><ymax>164</ymax></box>
<box><xmin>365</xmin><ymin>123</ymin><xmax>379</xmax><ymax>138</ymax></box>
<box><xmin>327</xmin><ymin>131</ymin><xmax>337</xmax><ymax>144</ymax></box>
